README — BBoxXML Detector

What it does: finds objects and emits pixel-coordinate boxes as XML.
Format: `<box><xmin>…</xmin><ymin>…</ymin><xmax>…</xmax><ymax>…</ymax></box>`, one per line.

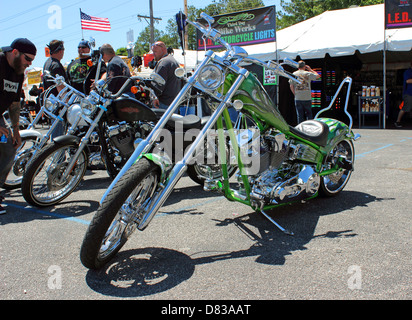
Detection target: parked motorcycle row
<box><xmin>4</xmin><ymin>13</ymin><xmax>361</xmax><ymax>271</ymax></box>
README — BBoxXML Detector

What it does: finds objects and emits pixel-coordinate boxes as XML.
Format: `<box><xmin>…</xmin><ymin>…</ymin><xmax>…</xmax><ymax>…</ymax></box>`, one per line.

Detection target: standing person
<box><xmin>289</xmin><ymin>60</ymin><xmax>320</xmax><ymax>124</ymax></box>
<box><xmin>67</xmin><ymin>40</ymin><xmax>93</xmax><ymax>93</ymax></box>
<box><xmin>42</xmin><ymin>40</ymin><xmax>68</xmax><ymax>138</ymax></box>
<box><xmin>0</xmin><ymin>38</ymin><xmax>37</xmax><ymax>214</ymax></box>
<box><xmin>151</xmin><ymin>41</ymin><xmax>181</xmax><ymax>110</ymax></box>
<box><xmin>395</xmin><ymin>65</ymin><xmax>412</xmax><ymax>128</ymax></box>
<box><xmin>100</xmin><ymin>43</ymin><xmax>133</xmax><ymax>96</ymax></box>
<box><xmin>43</xmin><ymin>40</ymin><xmax>68</xmax><ymax>96</ymax></box>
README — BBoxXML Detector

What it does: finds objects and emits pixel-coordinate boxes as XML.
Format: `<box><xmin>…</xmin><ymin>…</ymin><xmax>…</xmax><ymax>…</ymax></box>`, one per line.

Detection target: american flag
<box><xmin>80</xmin><ymin>10</ymin><xmax>111</xmax><ymax>32</ymax></box>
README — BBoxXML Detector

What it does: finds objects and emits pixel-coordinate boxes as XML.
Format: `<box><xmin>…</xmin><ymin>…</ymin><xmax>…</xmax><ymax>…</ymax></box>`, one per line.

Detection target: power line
<box><xmin>0</xmin><ymin>0</ymin><xmax>55</xmax><ymax>23</ymax></box>
<box><xmin>0</xmin><ymin>1</ymin><xmax>84</xmax><ymax>32</ymax></box>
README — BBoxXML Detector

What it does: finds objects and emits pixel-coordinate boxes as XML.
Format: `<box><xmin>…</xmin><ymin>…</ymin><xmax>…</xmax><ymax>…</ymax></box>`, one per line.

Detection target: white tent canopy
<box><xmin>245</xmin><ymin>3</ymin><xmax>412</xmax><ymax>61</ymax></box>
<box><xmin>157</xmin><ymin>4</ymin><xmax>412</xmax><ymax>67</ymax></box>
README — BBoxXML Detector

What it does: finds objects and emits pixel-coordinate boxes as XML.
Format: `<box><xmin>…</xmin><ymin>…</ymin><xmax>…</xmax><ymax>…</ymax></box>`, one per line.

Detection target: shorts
<box><xmin>402</xmin><ymin>94</ymin><xmax>412</xmax><ymax>112</ymax></box>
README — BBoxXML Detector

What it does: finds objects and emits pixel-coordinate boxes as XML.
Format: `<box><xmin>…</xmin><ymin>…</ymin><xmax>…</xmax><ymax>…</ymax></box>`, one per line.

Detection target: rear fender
<box><xmin>316</xmin><ymin>118</ymin><xmax>351</xmax><ymax>152</ymax></box>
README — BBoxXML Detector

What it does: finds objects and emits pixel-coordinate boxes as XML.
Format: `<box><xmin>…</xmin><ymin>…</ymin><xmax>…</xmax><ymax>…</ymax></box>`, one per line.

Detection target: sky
<box><xmin>0</xmin><ymin>0</ymin><xmax>280</xmax><ymax>69</ymax></box>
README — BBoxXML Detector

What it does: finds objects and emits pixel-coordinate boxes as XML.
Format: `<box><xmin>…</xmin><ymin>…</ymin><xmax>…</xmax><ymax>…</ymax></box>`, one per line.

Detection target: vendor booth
<box><xmin>244</xmin><ymin>4</ymin><xmax>412</xmax><ymax>128</ymax></box>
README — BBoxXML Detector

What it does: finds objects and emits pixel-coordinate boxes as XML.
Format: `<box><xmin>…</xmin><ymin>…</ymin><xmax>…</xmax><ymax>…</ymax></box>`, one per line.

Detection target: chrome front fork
<box><xmin>137</xmin><ymin>69</ymin><xmax>249</xmax><ymax>230</ymax></box>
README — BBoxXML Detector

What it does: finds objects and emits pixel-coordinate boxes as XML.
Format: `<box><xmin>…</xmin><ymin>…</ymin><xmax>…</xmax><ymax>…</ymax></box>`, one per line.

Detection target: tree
<box><xmin>132</xmin><ymin>0</ymin><xmax>266</xmax><ymax>55</ymax></box>
<box><xmin>277</xmin><ymin>0</ymin><xmax>384</xmax><ymax>30</ymax></box>
<box><xmin>134</xmin><ymin>26</ymin><xmax>165</xmax><ymax>56</ymax></box>
<box><xmin>163</xmin><ymin>0</ymin><xmax>265</xmax><ymax>51</ymax></box>
<box><xmin>116</xmin><ymin>47</ymin><xmax>128</xmax><ymax>56</ymax></box>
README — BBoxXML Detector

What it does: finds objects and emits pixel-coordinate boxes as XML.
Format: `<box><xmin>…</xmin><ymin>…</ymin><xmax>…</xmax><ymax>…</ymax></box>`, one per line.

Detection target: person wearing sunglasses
<box><xmin>67</xmin><ymin>40</ymin><xmax>93</xmax><ymax>93</ymax></box>
<box><xmin>42</xmin><ymin>40</ymin><xmax>69</xmax><ymax>139</ymax></box>
<box><xmin>0</xmin><ymin>38</ymin><xmax>37</xmax><ymax>214</ymax></box>
<box><xmin>151</xmin><ymin>41</ymin><xmax>181</xmax><ymax>110</ymax></box>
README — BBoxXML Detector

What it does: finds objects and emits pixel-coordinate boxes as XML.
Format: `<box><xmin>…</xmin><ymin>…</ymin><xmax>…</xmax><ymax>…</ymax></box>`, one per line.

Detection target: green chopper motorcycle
<box><xmin>80</xmin><ymin>12</ymin><xmax>361</xmax><ymax>269</ymax></box>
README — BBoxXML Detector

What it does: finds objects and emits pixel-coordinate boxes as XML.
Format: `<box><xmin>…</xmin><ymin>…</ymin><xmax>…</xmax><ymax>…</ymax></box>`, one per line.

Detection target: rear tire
<box><xmin>80</xmin><ymin>158</ymin><xmax>160</xmax><ymax>269</ymax></box>
<box><xmin>319</xmin><ymin>139</ymin><xmax>354</xmax><ymax>197</ymax></box>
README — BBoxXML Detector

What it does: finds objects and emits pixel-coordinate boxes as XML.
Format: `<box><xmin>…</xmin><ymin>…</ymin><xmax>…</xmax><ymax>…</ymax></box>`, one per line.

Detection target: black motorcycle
<box><xmin>21</xmin><ymin>71</ymin><xmax>234</xmax><ymax>207</ymax></box>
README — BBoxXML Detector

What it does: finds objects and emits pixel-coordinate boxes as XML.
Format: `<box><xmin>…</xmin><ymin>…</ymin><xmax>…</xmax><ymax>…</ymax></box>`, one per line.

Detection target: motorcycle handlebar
<box><xmin>105</xmin><ymin>74</ymin><xmax>165</xmax><ymax>99</ymax></box>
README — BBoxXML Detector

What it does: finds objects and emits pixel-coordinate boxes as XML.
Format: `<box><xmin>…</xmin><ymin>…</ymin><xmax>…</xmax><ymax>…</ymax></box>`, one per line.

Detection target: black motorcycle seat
<box><xmin>289</xmin><ymin>120</ymin><xmax>329</xmax><ymax>147</ymax></box>
<box><xmin>152</xmin><ymin>109</ymin><xmax>202</xmax><ymax>129</ymax></box>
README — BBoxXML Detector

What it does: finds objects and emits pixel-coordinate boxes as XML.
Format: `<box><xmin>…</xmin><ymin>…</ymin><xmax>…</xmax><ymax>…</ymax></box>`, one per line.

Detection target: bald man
<box><xmin>151</xmin><ymin>41</ymin><xmax>181</xmax><ymax>109</ymax></box>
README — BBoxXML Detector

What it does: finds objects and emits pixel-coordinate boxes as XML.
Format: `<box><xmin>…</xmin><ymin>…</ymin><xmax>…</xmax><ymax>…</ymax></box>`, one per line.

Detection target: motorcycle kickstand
<box><xmin>260</xmin><ymin>210</ymin><xmax>294</xmax><ymax>236</ymax></box>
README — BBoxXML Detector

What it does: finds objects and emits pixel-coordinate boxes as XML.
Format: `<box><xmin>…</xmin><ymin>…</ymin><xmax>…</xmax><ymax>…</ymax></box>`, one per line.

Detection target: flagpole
<box><xmin>80</xmin><ymin>8</ymin><xmax>84</xmax><ymax>40</ymax></box>
<box><xmin>383</xmin><ymin>29</ymin><xmax>386</xmax><ymax>129</ymax></box>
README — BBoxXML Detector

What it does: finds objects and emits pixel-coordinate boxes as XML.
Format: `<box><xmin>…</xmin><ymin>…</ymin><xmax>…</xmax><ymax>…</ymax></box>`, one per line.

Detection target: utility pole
<box><xmin>184</xmin><ymin>0</ymin><xmax>188</xmax><ymax>50</ymax></box>
<box><xmin>137</xmin><ymin>0</ymin><xmax>162</xmax><ymax>45</ymax></box>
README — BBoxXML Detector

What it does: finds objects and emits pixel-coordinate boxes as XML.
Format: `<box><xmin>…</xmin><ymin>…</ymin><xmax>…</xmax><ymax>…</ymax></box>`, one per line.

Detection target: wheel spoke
<box><xmin>97</xmin><ymin>171</ymin><xmax>158</xmax><ymax>260</ymax></box>
<box><xmin>29</xmin><ymin>145</ymin><xmax>86</xmax><ymax>204</ymax></box>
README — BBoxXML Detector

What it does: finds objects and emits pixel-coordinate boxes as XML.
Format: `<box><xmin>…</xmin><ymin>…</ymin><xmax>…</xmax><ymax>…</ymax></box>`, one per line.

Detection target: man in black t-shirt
<box><xmin>0</xmin><ymin>38</ymin><xmax>37</xmax><ymax>214</ymax></box>
<box><xmin>42</xmin><ymin>40</ymin><xmax>68</xmax><ymax>97</ymax></box>
<box><xmin>100</xmin><ymin>44</ymin><xmax>132</xmax><ymax>96</ymax></box>
<box><xmin>42</xmin><ymin>40</ymin><xmax>68</xmax><ymax>138</ymax></box>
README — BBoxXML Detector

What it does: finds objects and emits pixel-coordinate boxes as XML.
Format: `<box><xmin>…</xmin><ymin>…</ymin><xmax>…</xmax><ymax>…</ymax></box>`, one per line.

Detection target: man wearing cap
<box><xmin>67</xmin><ymin>40</ymin><xmax>93</xmax><ymax>93</ymax></box>
<box><xmin>0</xmin><ymin>38</ymin><xmax>37</xmax><ymax>214</ymax></box>
<box><xmin>43</xmin><ymin>39</ymin><xmax>68</xmax><ymax>96</ymax></box>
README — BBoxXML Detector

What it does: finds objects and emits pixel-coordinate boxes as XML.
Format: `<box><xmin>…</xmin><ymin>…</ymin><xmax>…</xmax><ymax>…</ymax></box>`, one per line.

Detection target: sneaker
<box><xmin>0</xmin><ymin>204</ymin><xmax>6</xmax><ymax>215</ymax></box>
<box><xmin>394</xmin><ymin>122</ymin><xmax>402</xmax><ymax>128</ymax></box>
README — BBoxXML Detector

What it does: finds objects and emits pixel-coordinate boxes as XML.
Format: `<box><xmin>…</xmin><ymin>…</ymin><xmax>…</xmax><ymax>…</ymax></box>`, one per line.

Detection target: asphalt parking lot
<box><xmin>0</xmin><ymin>128</ymin><xmax>411</xmax><ymax>301</ymax></box>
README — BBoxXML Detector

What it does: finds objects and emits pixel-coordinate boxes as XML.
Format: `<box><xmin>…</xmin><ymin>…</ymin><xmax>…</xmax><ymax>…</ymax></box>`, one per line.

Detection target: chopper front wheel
<box><xmin>2</xmin><ymin>135</ymin><xmax>38</xmax><ymax>190</ymax></box>
<box><xmin>80</xmin><ymin>157</ymin><xmax>160</xmax><ymax>270</ymax></box>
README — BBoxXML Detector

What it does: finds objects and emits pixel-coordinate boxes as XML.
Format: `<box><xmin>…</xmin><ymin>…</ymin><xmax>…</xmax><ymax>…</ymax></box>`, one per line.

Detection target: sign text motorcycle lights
<box><xmin>196</xmin><ymin>6</ymin><xmax>276</xmax><ymax>50</ymax></box>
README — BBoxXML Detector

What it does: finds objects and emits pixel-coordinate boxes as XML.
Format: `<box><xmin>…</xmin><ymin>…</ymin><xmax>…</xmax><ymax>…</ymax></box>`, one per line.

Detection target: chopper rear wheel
<box><xmin>319</xmin><ymin>139</ymin><xmax>354</xmax><ymax>197</ymax></box>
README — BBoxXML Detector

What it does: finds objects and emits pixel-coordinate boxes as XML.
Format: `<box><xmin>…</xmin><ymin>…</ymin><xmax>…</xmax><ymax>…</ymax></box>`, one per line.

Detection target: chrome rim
<box><xmin>30</xmin><ymin>146</ymin><xmax>86</xmax><ymax>204</ymax></box>
<box><xmin>323</xmin><ymin>140</ymin><xmax>354</xmax><ymax>194</ymax></box>
<box><xmin>98</xmin><ymin>171</ymin><xmax>158</xmax><ymax>260</ymax></box>
<box><xmin>5</xmin><ymin>137</ymin><xmax>38</xmax><ymax>186</ymax></box>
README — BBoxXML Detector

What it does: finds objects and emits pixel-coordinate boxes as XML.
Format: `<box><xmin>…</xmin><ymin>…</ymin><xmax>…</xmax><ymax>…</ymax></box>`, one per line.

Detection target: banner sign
<box><xmin>263</xmin><ymin>67</ymin><xmax>278</xmax><ymax>85</ymax></box>
<box><xmin>196</xmin><ymin>6</ymin><xmax>276</xmax><ymax>50</ymax></box>
<box><xmin>27</xmin><ymin>70</ymin><xmax>42</xmax><ymax>85</ymax></box>
<box><xmin>385</xmin><ymin>0</ymin><xmax>412</xmax><ymax>29</ymax></box>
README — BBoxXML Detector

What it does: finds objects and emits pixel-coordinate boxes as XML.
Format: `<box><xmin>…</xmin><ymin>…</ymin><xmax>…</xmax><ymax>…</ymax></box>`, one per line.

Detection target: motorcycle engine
<box><xmin>107</xmin><ymin>122</ymin><xmax>136</xmax><ymax>161</ymax></box>
<box><xmin>239</xmin><ymin>130</ymin><xmax>320</xmax><ymax>206</ymax></box>
<box><xmin>234</xmin><ymin>129</ymin><xmax>289</xmax><ymax>176</ymax></box>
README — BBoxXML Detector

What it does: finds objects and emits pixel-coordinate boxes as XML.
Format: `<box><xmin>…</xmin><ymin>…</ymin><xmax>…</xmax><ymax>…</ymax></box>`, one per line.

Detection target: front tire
<box><xmin>21</xmin><ymin>141</ymin><xmax>88</xmax><ymax>207</ymax></box>
<box><xmin>2</xmin><ymin>135</ymin><xmax>38</xmax><ymax>190</ymax></box>
<box><xmin>80</xmin><ymin>158</ymin><xmax>160</xmax><ymax>270</ymax></box>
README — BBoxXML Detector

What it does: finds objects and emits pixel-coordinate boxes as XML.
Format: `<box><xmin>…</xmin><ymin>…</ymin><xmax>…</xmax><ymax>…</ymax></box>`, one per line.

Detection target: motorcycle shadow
<box><xmin>85</xmin><ymin>190</ymin><xmax>389</xmax><ymax>297</ymax></box>
<box><xmin>85</xmin><ymin>247</ymin><xmax>195</xmax><ymax>298</ymax></box>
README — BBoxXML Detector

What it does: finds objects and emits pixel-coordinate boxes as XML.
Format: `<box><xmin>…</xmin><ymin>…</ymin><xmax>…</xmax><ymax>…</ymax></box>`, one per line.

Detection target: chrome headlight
<box><xmin>67</xmin><ymin>104</ymin><xmax>89</xmax><ymax>127</ymax></box>
<box><xmin>80</xmin><ymin>97</ymin><xmax>96</xmax><ymax>116</ymax></box>
<box><xmin>198</xmin><ymin>64</ymin><xmax>224</xmax><ymax>90</ymax></box>
<box><xmin>44</xmin><ymin>95</ymin><xmax>58</xmax><ymax>112</ymax></box>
